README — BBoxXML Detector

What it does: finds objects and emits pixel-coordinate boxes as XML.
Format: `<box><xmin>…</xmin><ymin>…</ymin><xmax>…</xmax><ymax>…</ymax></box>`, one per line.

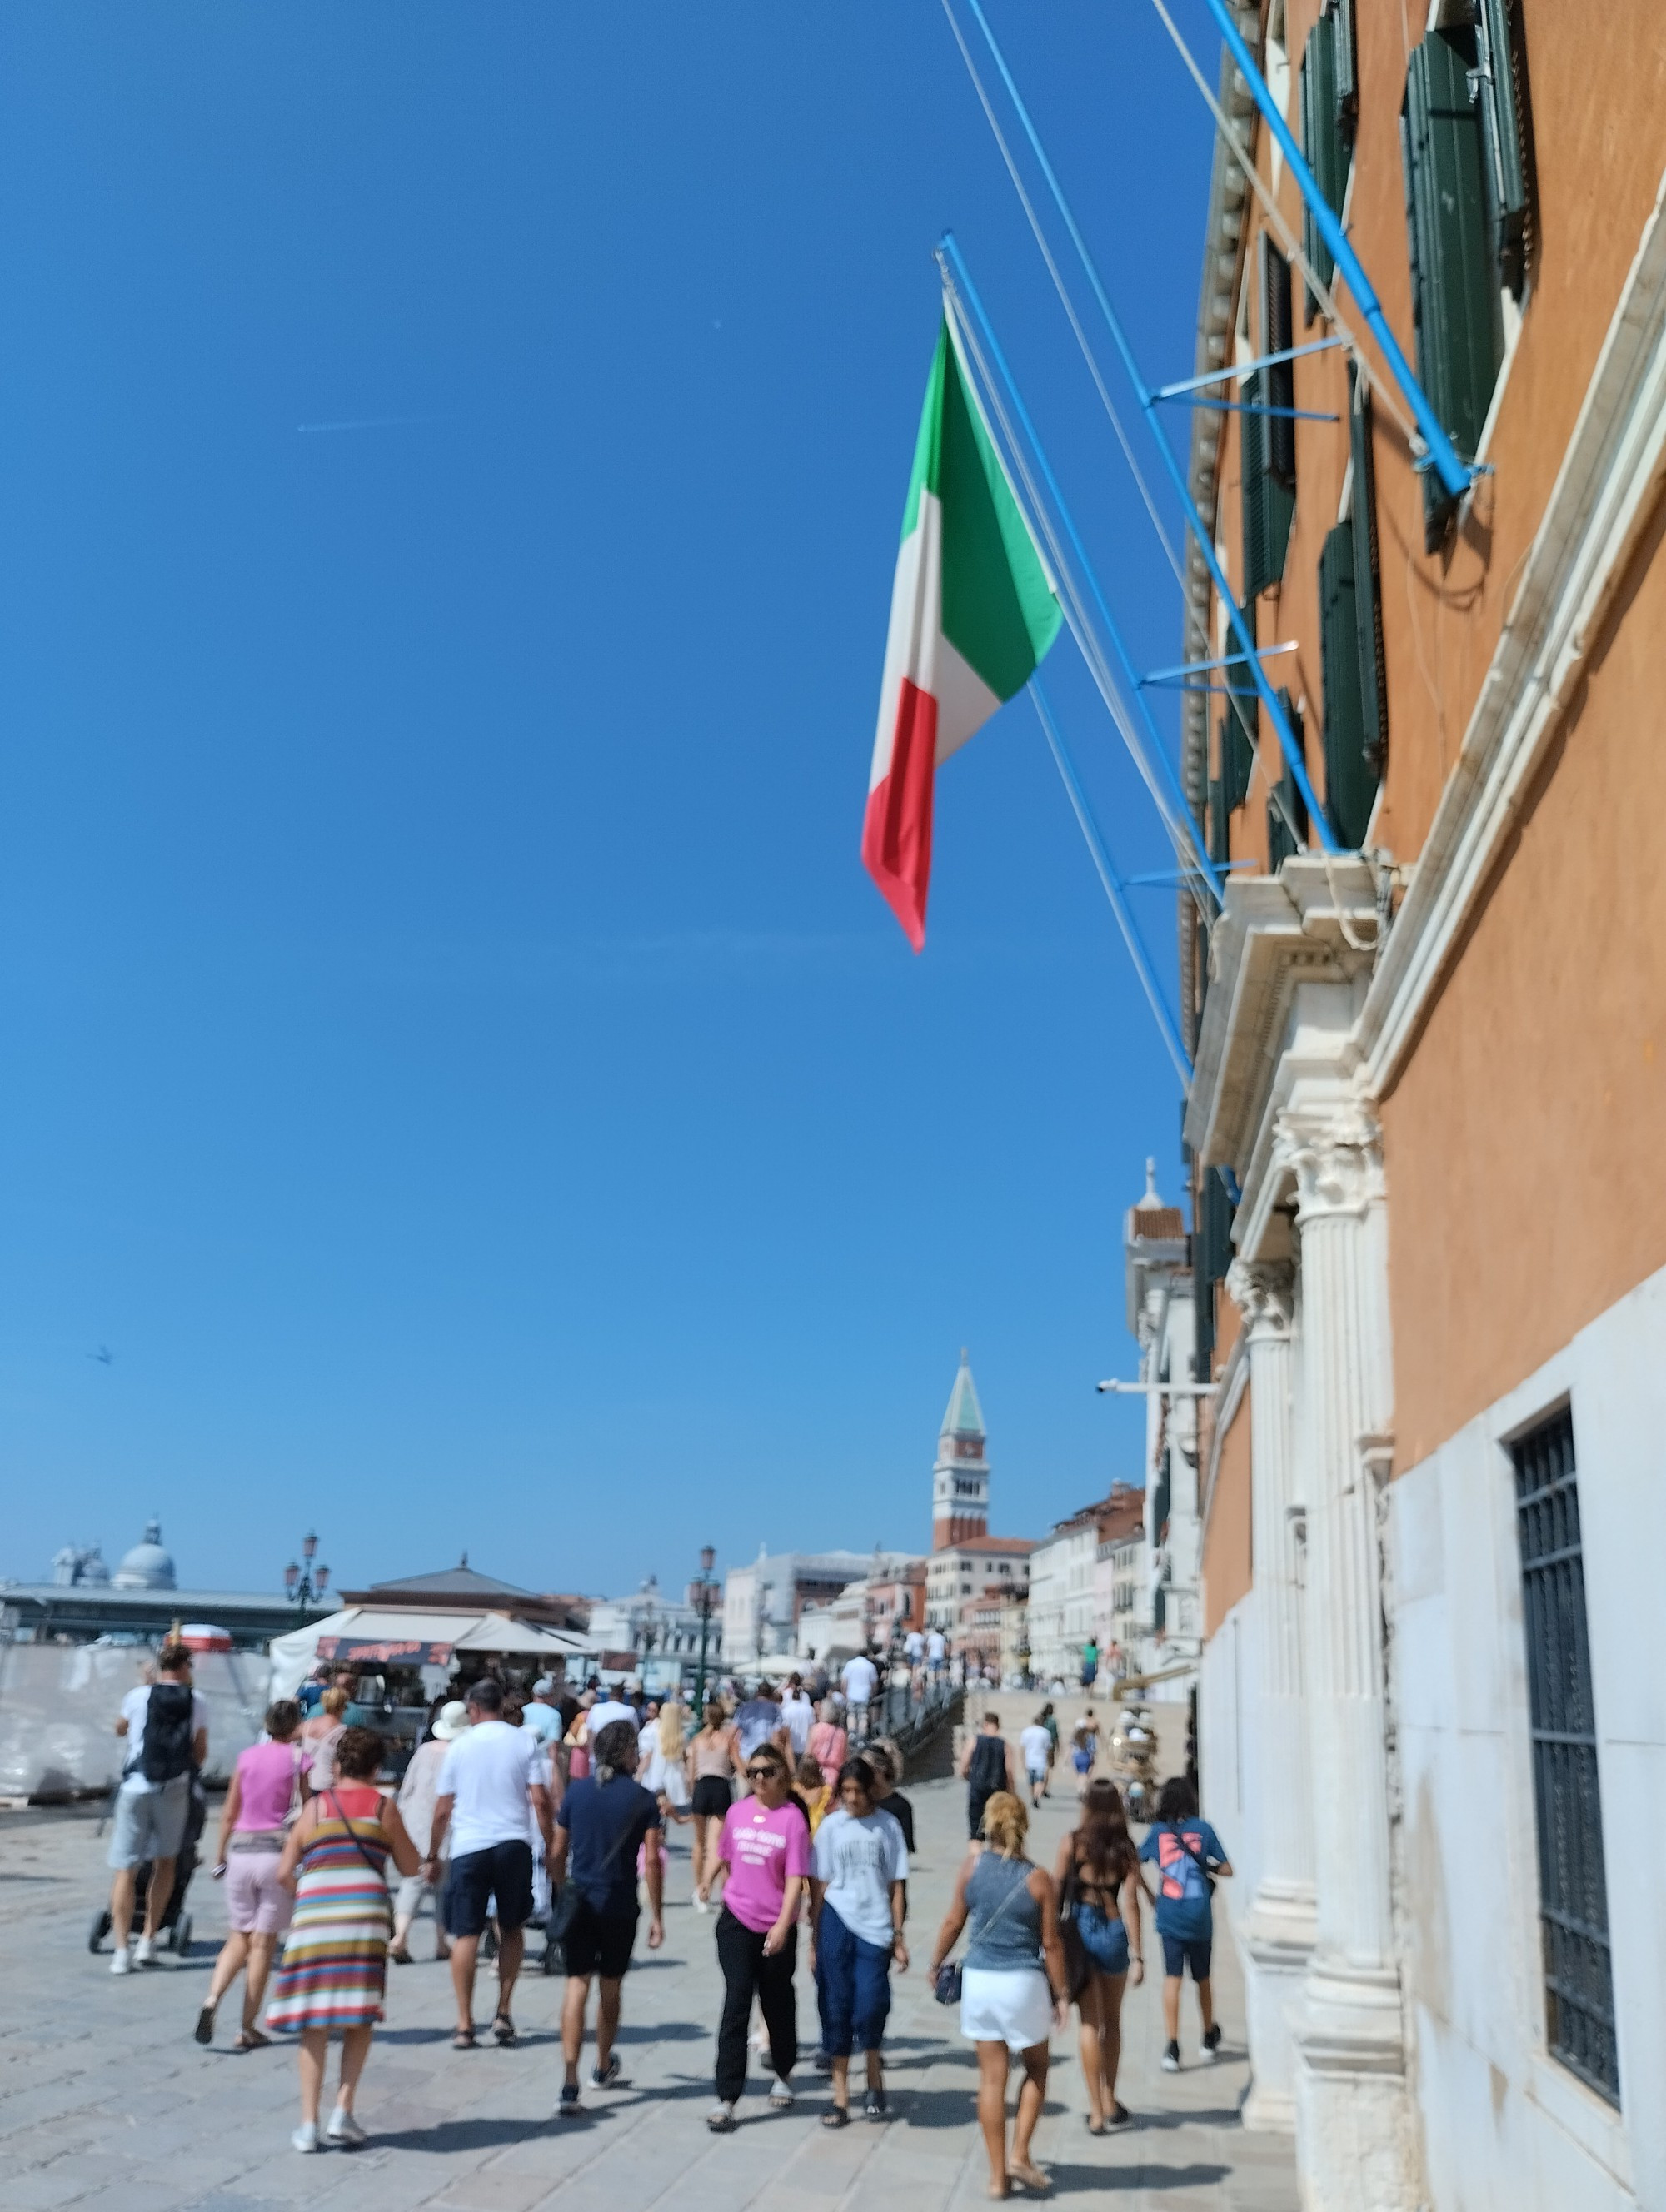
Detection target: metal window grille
<box><xmin>1513</xmin><ymin>1407</ymin><xmax>1619</xmax><ymax>2105</ymax></box>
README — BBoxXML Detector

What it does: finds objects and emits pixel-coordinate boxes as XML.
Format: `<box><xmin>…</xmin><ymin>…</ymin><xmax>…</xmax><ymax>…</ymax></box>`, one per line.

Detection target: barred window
<box><xmin>1513</xmin><ymin>1407</ymin><xmax>1619</xmax><ymax>2105</ymax></box>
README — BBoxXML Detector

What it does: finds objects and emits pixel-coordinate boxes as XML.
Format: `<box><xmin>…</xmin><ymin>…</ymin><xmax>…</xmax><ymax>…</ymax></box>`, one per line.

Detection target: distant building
<box><xmin>1093</xmin><ymin>1486</ymin><xmax>1148</xmax><ymax>1683</ymax></box>
<box><xmin>723</xmin><ymin>1546</ymin><xmax>908</xmax><ymax>1666</ymax></box>
<box><xmin>338</xmin><ymin>1560</ymin><xmax>590</xmax><ymax>1634</ymax></box>
<box><xmin>923</xmin><ymin>1353</ymin><xmax>1035</xmax><ymax>1628</ymax></box>
<box><xmin>586</xmin><ymin>1573</ymin><xmax>723</xmax><ymax>1678</ymax></box>
<box><xmin>3</xmin><ymin>1519</ymin><xmax>329</xmax><ymax>1649</ymax></box>
<box><xmin>1125</xmin><ymin>1160</ymin><xmax>1199</xmax><ymax>1697</ymax></box>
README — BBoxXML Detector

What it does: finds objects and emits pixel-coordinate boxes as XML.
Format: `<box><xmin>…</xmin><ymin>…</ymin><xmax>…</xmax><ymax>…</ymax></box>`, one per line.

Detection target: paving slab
<box><xmin>0</xmin><ymin>1777</ymin><xmax>1294</xmax><ymax>2208</ymax></box>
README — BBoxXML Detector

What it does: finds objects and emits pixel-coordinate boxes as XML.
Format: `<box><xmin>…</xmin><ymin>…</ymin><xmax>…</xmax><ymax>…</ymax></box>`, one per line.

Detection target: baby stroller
<box><xmin>87</xmin><ymin>1771</ymin><xmax>208</xmax><ymax>1959</ymax></box>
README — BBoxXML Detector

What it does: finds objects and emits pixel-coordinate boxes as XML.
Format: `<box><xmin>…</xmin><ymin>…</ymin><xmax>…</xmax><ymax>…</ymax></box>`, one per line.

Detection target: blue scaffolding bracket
<box><xmin>1154</xmin><ymin>336</ymin><xmax>1344</xmax><ymax>402</ymax></box>
<box><xmin>1140</xmin><ymin>642</ymin><xmax>1298</xmax><ymax>690</ymax></box>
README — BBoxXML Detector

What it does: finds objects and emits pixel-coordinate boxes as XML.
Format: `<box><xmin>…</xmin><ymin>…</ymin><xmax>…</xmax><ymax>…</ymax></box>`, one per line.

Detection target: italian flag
<box><xmin>864</xmin><ymin>312</ymin><xmax>1063</xmax><ymax>949</ymax></box>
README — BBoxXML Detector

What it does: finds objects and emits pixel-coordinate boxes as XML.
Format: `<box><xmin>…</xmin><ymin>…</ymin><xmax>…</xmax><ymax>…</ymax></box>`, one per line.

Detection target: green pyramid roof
<box><xmin>941</xmin><ymin>1352</ymin><xmax>985</xmax><ymax>1440</ymax></box>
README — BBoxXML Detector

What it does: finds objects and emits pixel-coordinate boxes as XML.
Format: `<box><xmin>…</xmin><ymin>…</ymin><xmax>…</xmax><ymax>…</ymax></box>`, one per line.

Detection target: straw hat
<box><xmin>431</xmin><ymin>1700</ymin><xmax>471</xmax><ymax>1741</ymax></box>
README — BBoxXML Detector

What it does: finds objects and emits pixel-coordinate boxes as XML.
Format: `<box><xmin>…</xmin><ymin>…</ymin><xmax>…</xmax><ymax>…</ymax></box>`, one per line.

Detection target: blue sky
<box><xmin>0</xmin><ymin>4</ymin><xmax>1215</xmax><ymax>1600</ymax></box>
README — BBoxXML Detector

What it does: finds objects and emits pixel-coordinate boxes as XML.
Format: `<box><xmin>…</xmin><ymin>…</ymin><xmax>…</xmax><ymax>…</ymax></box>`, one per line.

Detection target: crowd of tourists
<box><xmin>102</xmin><ymin>1650</ymin><xmax>1230</xmax><ymax>2190</ymax></box>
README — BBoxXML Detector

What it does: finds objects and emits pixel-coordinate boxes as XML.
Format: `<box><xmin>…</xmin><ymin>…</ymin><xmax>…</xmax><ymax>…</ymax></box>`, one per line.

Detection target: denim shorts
<box><xmin>1075</xmin><ymin>1904</ymin><xmax>1130</xmax><ymax>1975</ymax></box>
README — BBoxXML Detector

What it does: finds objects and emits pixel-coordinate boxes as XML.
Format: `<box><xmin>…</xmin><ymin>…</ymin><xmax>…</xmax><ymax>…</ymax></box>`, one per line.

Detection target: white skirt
<box><xmin>960</xmin><ymin>1965</ymin><xmax>1054</xmax><ymax>2053</ymax></box>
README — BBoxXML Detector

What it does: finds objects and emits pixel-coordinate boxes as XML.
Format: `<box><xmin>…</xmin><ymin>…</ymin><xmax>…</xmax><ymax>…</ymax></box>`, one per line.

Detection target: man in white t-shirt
<box><xmin>1018</xmin><ymin>1716</ymin><xmax>1054</xmax><ymax>1808</ymax></box>
<box><xmin>427</xmin><ymin>1679</ymin><xmax>554</xmax><ymax>2044</ymax></box>
<box><xmin>903</xmin><ymin>1628</ymin><xmax>925</xmax><ymax>1667</ymax></box>
<box><xmin>925</xmin><ymin>1627</ymin><xmax>947</xmax><ymax>1675</ymax></box>
<box><xmin>107</xmin><ymin>1642</ymin><xmax>209</xmax><ymax>1973</ymax></box>
<box><xmin>841</xmin><ymin>1652</ymin><xmax>879</xmax><ymax>1738</ymax></box>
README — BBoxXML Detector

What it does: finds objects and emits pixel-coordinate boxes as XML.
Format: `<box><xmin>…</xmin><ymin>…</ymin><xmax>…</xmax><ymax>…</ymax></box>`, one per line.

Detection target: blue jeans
<box><xmin>816</xmin><ymin>1904</ymin><xmax>893</xmax><ymax>2056</ymax></box>
<box><xmin>1076</xmin><ymin>1904</ymin><xmax>1129</xmax><ymax>1975</ymax></box>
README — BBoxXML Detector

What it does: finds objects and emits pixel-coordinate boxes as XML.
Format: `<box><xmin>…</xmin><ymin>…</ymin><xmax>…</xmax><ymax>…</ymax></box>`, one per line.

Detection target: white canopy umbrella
<box><xmin>267</xmin><ymin>1607</ymin><xmax>594</xmax><ymax>1699</ymax></box>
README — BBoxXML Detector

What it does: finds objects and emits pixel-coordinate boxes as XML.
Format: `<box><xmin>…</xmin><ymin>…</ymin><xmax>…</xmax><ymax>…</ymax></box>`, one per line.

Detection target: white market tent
<box><xmin>268</xmin><ymin>1607</ymin><xmax>595</xmax><ymax>1699</ymax></box>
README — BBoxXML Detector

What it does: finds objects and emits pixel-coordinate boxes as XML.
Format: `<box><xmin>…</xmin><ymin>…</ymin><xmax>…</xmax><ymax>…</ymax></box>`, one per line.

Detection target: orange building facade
<box><xmin>1176</xmin><ymin>5</ymin><xmax>1666</xmax><ymax>2205</ymax></box>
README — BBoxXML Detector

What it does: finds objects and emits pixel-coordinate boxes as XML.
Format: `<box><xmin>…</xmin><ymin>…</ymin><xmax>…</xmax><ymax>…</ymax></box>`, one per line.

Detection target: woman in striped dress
<box><xmin>267</xmin><ymin>1728</ymin><xmax>419</xmax><ymax>2153</ymax></box>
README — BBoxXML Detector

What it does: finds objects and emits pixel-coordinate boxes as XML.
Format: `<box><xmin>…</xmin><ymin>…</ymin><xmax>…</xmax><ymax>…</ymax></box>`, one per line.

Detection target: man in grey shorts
<box><xmin>107</xmin><ymin>1642</ymin><xmax>208</xmax><ymax>1973</ymax></box>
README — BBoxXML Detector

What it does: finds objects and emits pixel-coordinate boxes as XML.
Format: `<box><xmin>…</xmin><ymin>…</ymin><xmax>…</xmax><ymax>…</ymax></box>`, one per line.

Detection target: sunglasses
<box><xmin>746</xmin><ymin>1765</ymin><xmax>779</xmax><ymax>1781</ymax></box>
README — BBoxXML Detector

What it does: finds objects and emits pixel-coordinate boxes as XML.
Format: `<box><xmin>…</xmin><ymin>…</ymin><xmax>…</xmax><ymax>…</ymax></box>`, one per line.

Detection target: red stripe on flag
<box><xmin>862</xmin><ymin>679</ymin><xmax>937</xmax><ymax>953</ymax></box>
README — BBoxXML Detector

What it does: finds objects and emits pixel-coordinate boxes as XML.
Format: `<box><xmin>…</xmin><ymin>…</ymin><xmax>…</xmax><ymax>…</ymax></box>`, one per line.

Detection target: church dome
<box><xmin>112</xmin><ymin>1518</ymin><xmax>177</xmax><ymax>1591</ymax></box>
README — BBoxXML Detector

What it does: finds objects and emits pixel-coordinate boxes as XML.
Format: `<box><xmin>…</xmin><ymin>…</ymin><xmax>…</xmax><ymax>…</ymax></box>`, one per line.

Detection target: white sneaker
<box><xmin>326</xmin><ymin>2108</ymin><xmax>367</xmax><ymax>2148</ymax></box>
<box><xmin>110</xmin><ymin>1946</ymin><xmax>132</xmax><ymax>1976</ymax></box>
<box><xmin>291</xmin><ymin>2123</ymin><xmax>321</xmax><ymax>2154</ymax></box>
<box><xmin>132</xmin><ymin>1935</ymin><xmax>156</xmax><ymax>1967</ymax></box>
<box><xmin>692</xmin><ymin>1893</ymin><xmax>709</xmax><ymax>1915</ymax></box>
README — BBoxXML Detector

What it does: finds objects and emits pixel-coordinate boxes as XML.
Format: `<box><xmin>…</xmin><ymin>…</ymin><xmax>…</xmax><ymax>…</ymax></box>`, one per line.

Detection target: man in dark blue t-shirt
<box><xmin>1138</xmin><ymin>1776</ymin><xmax>1232</xmax><ymax>2073</ymax></box>
<box><xmin>550</xmin><ymin>1720</ymin><xmax>663</xmax><ymax>2115</ymax></box>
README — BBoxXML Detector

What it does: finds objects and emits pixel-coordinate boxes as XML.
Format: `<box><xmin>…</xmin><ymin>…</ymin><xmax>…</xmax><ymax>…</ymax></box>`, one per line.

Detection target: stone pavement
<box><xmin>0</xmin><ymin>1775</ymin><xmax>1295</xmax><ymax>2212</ymax></box>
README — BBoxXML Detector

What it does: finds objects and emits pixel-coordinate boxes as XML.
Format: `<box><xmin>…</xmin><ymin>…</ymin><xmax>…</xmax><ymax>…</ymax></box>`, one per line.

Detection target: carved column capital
<box><xmin>1277</xmin><ymin>1107</ymin><xmax>1383</xmax><ymax>1224</ymax></box>
<box><xmin>1226</xmin><ymin>1257</ymin><xmax>1294</xmax><ymax>1338</ymax></box>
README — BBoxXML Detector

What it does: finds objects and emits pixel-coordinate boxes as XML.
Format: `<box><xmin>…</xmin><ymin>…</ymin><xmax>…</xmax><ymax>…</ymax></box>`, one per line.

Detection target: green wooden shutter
<box><xmin>1261</xmin><ymin>236</ymin><xmax>1296</xmax><ymax>483</ymax></box>
<box><xmin>1349</xmin><ymin>376</ymin><xmax>1388</xmax><ymax>778</ymax></box>
<box><xmin>1403</xmin><ymin>27</ymin><xmax>1505</xmax><ymax>545</ymax></box>
<box><xmin>1477</xmin><ymin>0</ymin><xmax>1534</xmax><ymax>296</ymax></box>
<box><xmin>1319</xmin><ymin>525</ymin><xmax>1377</xmax><ymax>848</ymax></box>
<box><xmin>1225</xmin><ymin>597</ymin><xmax>1257</xmax><ymax>810</ymax></box>
<box><xmin>1208</xmin><ymin>749</ymin><xmax>1229</xmax><ymax>865</ymax></box>
<box><xmin>1299</xmin><ymin>14</ymin><xmax>1347</xmax><ymax>319</ymax></box>
<box><xmin>1266</xmin><ymin>690</ymin><xmax>1309</xmax><ymax>872</ymax></box>
<box><xmin>1332</xmin><ymin>0</ymin><xmax>1358</xmax><ymax>117</ymax></box>
<box><xmin>1241</xmin><ymin>369</ymin><xmax>1295</xmax><ymax>597</ymax></box>
<box><xmin>1192</xmin><ymin>1168</ymin><xmax>1235</xmax><ymax>1383</ymax></box>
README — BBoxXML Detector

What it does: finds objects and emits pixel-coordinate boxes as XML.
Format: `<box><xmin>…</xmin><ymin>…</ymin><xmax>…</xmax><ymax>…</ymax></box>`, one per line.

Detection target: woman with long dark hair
<box><xmin>1054</xmin><ymin>1780</ymin><xmax>1145</xmax><ymax>2130</ymax></box>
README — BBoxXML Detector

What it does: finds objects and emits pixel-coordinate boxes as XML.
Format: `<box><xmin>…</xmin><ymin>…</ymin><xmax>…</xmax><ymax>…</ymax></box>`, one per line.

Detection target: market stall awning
<box><xmin>268</xmin><ymin>1607</ymin><xmax>595</xmax><ymax>1696</ymax></box>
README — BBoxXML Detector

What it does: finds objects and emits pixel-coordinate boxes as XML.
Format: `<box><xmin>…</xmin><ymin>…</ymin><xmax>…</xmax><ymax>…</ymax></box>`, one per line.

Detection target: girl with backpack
<box><xmin>1137</xmin><ymin>1776</ymin><xmax>1233</xmax><ymax>2073</ymax></box>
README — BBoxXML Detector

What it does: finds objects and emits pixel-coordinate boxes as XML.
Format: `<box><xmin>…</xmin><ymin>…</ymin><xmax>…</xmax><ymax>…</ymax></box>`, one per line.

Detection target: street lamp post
<box><xmin>282</xmin><ymin>1531</ymin><xmax>331</xmax><ymax>1616</ymax></box>
<box><xmin>690</xmin><ymin>1546</ymin><xmax>719</xmax><ymax>1714</ymax></box>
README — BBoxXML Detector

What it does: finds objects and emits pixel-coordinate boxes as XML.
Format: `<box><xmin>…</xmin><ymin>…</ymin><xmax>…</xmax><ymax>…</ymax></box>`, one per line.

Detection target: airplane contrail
<box><xmin>296</xmin><ymin>412</ymin><xmax>449</xmax><ymax>435</ymax></box>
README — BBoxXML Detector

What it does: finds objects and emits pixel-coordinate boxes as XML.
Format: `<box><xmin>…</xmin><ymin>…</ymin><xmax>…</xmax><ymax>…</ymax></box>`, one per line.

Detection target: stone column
<box><xmin>1225</xmin><ymin>1257</ymin><xmax>1316</xmax><ymax>2133</ymax></box>
<box><xmin>1286</xmin><ymin>1115</ymin><xmax>1420</xmax><ymax>2210</ymax></box>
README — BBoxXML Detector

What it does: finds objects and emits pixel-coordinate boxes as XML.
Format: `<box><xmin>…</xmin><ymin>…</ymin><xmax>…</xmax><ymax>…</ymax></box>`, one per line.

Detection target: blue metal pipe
<box><xmin>1030</xmin><ymin>678</ymin><xmax>1194</xmax><ymax>1087</ymax></box>
<box><xmin>939</xmin><ymin>232</ymin><xmax>1225</xmax><ymax>904</ymax></box>
<box><xmin>960</xmin><ymin>0</ymin><xmax>1340</xmax><ymax>854</ymax></box>
<box><xmin>1195</xmin><ymin>0</ymin><xmax>1472</xmax><ymax>502</ymax></box>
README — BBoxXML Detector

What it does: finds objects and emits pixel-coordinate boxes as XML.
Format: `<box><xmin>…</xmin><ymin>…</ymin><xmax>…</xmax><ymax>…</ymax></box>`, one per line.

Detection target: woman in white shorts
<box><xmin>929</xmin><ymin>1792</ymin><xmax>1068</xmax><ymax>2199</ymax></box>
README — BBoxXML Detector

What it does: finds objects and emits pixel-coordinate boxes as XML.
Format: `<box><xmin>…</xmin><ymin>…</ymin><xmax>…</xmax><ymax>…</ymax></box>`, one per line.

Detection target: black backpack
<box><xmin>968</xmin><ymin>1733</ymin><xmax>1006</xmax><ymax>1793</ymax></box>
<box><xmin>141</xmin><ymin>1682</ymin><xmax>196</xmax><ymax>1784</ymax></box>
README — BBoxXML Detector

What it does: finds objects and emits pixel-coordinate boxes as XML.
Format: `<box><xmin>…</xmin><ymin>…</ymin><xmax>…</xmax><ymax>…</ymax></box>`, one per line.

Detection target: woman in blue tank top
<box><xmin>929</xmin><ymin>1792</ymin><xmax>1067</xmax><ymax>2198</ymax></box>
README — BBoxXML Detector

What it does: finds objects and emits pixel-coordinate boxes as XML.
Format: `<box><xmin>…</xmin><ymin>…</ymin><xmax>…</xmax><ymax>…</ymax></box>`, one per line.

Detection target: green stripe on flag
<box><xmin>896</xmin><ymin>316</ymin><xmax>1062</xmax><ymax>703</ymax></box>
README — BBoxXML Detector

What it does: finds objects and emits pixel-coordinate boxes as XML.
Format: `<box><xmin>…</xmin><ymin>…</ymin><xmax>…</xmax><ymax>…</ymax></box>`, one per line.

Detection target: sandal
<box><xmin>1085</xmin><ymin>2116</ymin><xmax>1107</xmax><ymax>2136</ymax></box>
<box><xmin>491</xmin><ymin>2015</ymin><xmax>516</xmax><ymax>2046</ymax></box>
<box><xmin>232</xmin><ymin>2029</ymin><xmax>272</xmax><ymax>2053</ymax></box>
<box><xmin>821</xmin><ymin>2106</ymin><xmax>850</xmax><ymax>2129</ymax></box>
<box><xmin>451</xmin><ymin>2028</ymin><xmax>476</xmax><ymax>2050</ymax></box>
<box><xmin>388</xmin><ymin>1946</ymin><xmax>412</xmax><ymax>1966</ymax></box>
<box><xmin>192</xmin><ymin>2005</ymin><xmax>215</xmax><ymax>2046</ymax></box>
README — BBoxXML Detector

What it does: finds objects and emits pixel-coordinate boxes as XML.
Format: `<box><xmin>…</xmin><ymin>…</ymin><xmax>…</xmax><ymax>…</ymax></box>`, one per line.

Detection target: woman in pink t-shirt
<box><xmin>697</xmin><ymin>1742</ymin><xmax>811</xmax><ymax>2131</ymax></box>
<box><xmin>195</xmin><ymin>1700</ymin><xmax>309</xmax><ymax>2050</ymax></box>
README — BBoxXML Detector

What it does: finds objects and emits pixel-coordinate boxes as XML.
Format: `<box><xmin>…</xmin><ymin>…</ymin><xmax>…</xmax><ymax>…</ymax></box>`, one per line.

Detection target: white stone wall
<box><xmin>1389</xmin><ymin>1261</ymin><xmax>1666</xmax><ymax>2211</ymax></box>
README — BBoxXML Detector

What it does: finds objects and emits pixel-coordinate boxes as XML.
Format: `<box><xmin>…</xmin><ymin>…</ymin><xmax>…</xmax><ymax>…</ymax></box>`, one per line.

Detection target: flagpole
<box><xmin>958</xmin><ymin>0</ymin><xmax>1340</xmax><ymax>857</ymax></box>
<box><xmin>1030</xmin><ymin>677</ymin><xmax>1193</xmax><ymax>1088</ymax></box>
<box><xmin>937</xmin><ymin>236</ymin><xmax>1224</xmax><ymax>911</ymax></box>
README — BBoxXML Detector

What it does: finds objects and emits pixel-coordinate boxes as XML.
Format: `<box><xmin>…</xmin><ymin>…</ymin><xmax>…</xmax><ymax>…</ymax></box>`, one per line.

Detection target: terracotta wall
<box><xmin>1384</xmin><ymin>505</ymin><xmax>1666</xmax><ymax>1467</ymax></box>
<box><xmin>1205</xmin><ymin>6</ymin><xmax>1666</xmax><ymax>1460</ymax></box>
<box><xmin>1203</xmin><ymin>1387</ymin><xmax>1253</xmax><ymax>1638</ymax></box>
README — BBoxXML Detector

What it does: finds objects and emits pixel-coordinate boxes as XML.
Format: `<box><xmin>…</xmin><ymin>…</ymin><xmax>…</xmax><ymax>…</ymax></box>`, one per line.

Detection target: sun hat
<box><xmin>532</xmin><ymin>1675</ymin><xmax>556</xmax><ymax>1695</ymax></box>
<box><xmin>431</xmin><ymin>1700</ymin><xmax>471</xmax><ymax>1741</ymax></box>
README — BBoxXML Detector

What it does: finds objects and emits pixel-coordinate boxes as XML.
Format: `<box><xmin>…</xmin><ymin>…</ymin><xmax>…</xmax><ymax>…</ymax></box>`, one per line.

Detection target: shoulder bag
<box><xmin>546</xmin><ymin>1791</ymin><xmax>641</xmax><ymax>1971</ymax></box>
<box><xmin>933</xmin><ymin>1857</ymin><xmax>1034</xmax><ymax>2006</ymax></box>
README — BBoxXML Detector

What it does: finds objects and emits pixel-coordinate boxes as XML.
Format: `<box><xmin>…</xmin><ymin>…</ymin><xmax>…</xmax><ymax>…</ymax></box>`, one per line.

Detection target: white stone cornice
<box><xmin>1361</xmin><ymin>165</ymin><xmax>1666</xmax><ymax>1095</ymax></box>
<box><xmin>1185</xmin><ymin>854</ymin><xmax>1378</xmax><ymax>1184</ymax></box>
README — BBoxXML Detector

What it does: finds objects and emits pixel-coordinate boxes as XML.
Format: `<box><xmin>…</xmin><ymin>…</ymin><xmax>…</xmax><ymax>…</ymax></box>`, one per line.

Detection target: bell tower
<box><xmin>931</xmin><ymin>1349</ymin><xmax>990</xmax><ymax>1551</ymax></box>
